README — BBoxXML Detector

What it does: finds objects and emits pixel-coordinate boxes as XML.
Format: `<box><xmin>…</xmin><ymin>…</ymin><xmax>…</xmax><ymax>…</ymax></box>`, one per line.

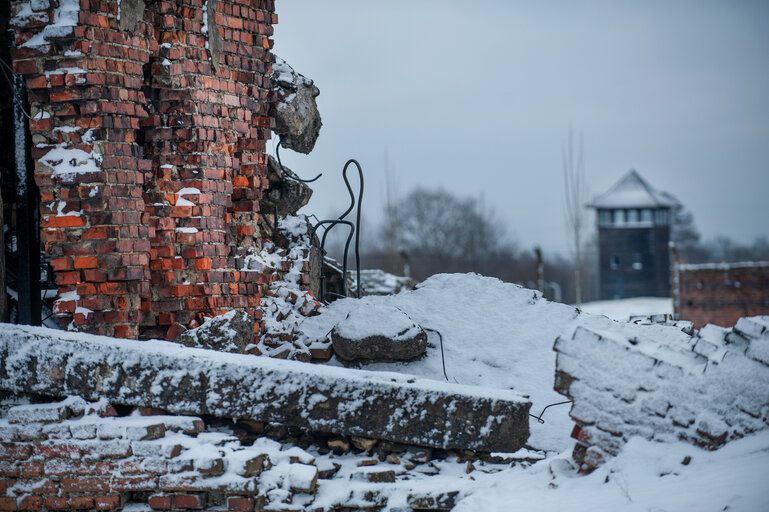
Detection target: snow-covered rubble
<box><xmin>0</xmin><ymin>322</ymin><xmax>530</xmax><ymax>452</ymax></box>
<box><xmin>555</xmin><ymin>314</ymin><xmax>769</xmax><ymax>469</ymax></box>
<box><xmin>243</xmin><ymin>215</ymin><xmax>322</xmax><ymax>360</ymax></box>
<box><xmin>298</xmin><ymin>273</ymin><xmax>660</xmax><ymax>452</ymax></box>
<box><xmin>3</xmin><ymin>395</ymin><xmax>767</xmax><ymax>512</ymax></box>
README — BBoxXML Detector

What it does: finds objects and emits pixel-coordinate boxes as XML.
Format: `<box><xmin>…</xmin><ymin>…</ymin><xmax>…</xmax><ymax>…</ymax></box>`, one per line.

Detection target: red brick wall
<box><xmin>0</xmin><ymin>397</ymin><xmax>293</xmax><ymax>511</ymax></box>
<box><xmin>10</xmin><ymin>0</ymin><xmax>278</xmax><ymax>339</ymax></box>
<box><xmin>679</xmin><ymin>263</ymin><xmax>769</xmax><ymax>328</ymax></box>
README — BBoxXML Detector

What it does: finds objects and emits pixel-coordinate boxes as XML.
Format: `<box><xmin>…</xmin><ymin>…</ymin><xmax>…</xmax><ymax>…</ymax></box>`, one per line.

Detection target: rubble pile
<box><xmin>0</xmin><ymin>396</ymin><xmax>544</xmax><ymax>512</ymax></box>
<box><xmin>554</xmin><ymin>315</ymin><xmax>769</xmax><ymax>471</ymax></box>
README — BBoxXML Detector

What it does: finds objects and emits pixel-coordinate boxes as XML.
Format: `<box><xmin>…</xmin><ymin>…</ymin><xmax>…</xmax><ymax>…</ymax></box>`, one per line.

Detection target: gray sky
<box><xmin>273</xmin><ymin>0</ymin><xmax>769</xmax><ymax>255</ymax></box>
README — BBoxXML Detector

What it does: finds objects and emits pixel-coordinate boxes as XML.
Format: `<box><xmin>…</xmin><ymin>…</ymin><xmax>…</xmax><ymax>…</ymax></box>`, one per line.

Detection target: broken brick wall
<box><xmin>553</xmin><ymin>316</ymin><xmax>769</xmax><ymax>472</ymax></box>
<box><xmin>9</xmin><ymin>0</ymin><xmax>283</xmax><ymax>340</ymax></box>
<box><xmin>679</xmin><ymin>262</ymin><xmax>769</xmax><ymax>329</ymax></box>
<box><xmin>0</xmin><ymin>396</ymin><xmax>318</xmax><ymax>512</ymax></box>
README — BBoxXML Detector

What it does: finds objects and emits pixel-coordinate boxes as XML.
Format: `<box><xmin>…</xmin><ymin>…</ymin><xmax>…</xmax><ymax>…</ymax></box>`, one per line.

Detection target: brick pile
<box><xmin>553</xmin><ymin>315</ymin><xmax>769</xmax><ymax>472</ymax></box>
<box><xmin>0</xmin><ymin>396</ymin><xmax>318</xmax><ymax>511</ymax></box>
<box><xmin>679</xmin><ymin>261</ymin><xmax>769</xmax><ymax>329</ymax></box>
<box><xmin>242</xmin><ymin>215</ymin><xmax>322</xmax><ymax>361</ymax></box>
<box><xmin>9</xmin><ymin>0</ymin><xmax>281</xmax><ymax>340</ymax></box>
<box><xmin>0</xmin><ymin>394</ymin><xmax>541</xmax><ymax>511</ymax></box>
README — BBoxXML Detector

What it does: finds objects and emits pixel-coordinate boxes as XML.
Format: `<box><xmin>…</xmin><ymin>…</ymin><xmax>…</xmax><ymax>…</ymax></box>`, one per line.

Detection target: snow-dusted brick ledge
<box><xmin>554</xmin><ymin>315</ymin><xmax>769</xmax><ymax>470</ymax></box>
<box><xmin>0</xmin><ymin>325</ymin><xmax>531</xmax><ymax>453</ymax></box>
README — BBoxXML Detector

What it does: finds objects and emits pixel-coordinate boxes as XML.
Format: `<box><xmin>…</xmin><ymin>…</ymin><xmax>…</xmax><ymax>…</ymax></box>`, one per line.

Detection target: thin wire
<box><xmin>0</xmin><ymin>58</ymin><xmax>40</xmax><ymax>120</ymax></box>
<box><xmin>529</xmin><ymin>400</ymin><xmax>573</xmax><ymax>424</ymax></box>
<box><xmin>423</xmin><ymin>327</ymin><xmax>449</xmax><ymax>381</ymax></box>
<box><xmin>275</xmin><ymin>137</ymin><xmax>322</xmax><ymax>183</ymax></box>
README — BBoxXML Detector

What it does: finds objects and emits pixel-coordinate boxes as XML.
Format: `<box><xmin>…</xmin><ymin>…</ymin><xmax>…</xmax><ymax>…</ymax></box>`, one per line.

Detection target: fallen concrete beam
<box><xmin>0</xmin><ymin>324</ymin><xmax>530</xmax><ymax>452</ymax></box>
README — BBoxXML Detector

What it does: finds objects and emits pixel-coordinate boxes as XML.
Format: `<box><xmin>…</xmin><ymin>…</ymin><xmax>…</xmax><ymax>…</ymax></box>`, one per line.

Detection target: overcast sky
<box><xmin>273</xmin><ymin>0</ymin><xmax>769</xmax><ymax>255</ymax></box>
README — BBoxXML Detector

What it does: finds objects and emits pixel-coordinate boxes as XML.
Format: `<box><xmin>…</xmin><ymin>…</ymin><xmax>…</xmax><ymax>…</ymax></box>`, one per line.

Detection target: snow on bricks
<box><xmin>0</xmin><ymin>324</ymin><xmax>532</xmax><ymax>453</ymax></box>
<box><xmin>0</xmin><ymin>395</ymin><xmax>547</xmax><ymax>512</ymax></box>
<box><xmin>554</xmin><ymin>315</ymin><xmax>769</xmax><ymax>471</ymax></box>
<box><xmin>0</xmin><ymin>396</ymin><xmax>322</xmax><ymax>511</ymax></box>
<box><xmin>9</xmin><ymin>0</ymin><xmax>283</xmax><ymax>340</ymax></box>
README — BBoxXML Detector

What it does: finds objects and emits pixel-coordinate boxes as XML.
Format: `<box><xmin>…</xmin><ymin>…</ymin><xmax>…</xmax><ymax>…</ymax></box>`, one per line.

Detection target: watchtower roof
<box><xmin>588</xmin><ymin>169</ymin><xmax>680</xmax><ymax>210</ymax></box>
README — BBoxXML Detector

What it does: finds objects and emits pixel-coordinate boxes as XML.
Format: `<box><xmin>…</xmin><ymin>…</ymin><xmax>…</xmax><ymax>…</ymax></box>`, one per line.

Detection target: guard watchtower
<box><xmin>588</xmin><ymin>170</ymin><xmax>679</xmax><ymax>300</ymax></box>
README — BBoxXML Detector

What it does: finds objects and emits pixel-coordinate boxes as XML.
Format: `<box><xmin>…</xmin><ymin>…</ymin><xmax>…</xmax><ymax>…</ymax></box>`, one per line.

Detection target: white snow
<box><xmin>44</xmin><ymin>67</ymin><xmax>86</xmax><ymax>77</ymax></box>
<box><xmin>579</xmin><ymin>297</ymin><xmax>673</xmax><ymax>322</ymax></box>
<box><xmin>20</xmin><ymin>0</ymin><xmax>81</xmax><ymax>49</ymax></box>
<box><xmin>298</xmin><ymin>273</ymin><xmax>632</xmax><ymax>452</ymax></box>
<box><xmin>39</xmin><ymin>143</ymin><xmax>102</xmax><ymax>178</ymax></box>
<box><xmin>679</xmin><ymin>260</ymin><xmax>769</xmax><ymax>271</ymax></box>
<box><xmin>201</xmin><ymin>0</ymin><xmax>209</xmax><ymax>50</ymax></box>
<box><xmin>452</xmin><ymin>431</ymin><xmax>769</xmax><ymax>512</ymax></box>
<box><xmin>334</xmin><ymin>302</ymin><xmax>421</xmax><ymax>342</ymax></box>
<box><xmin>589</xmin><ymin>169</ymin><xmax>679</xmax><ymax>209</ymax></box>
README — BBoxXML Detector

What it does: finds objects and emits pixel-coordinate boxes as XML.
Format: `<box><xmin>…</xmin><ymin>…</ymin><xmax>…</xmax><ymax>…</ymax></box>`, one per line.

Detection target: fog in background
<box><xmin>273</xmin><ymin>0</ymin><xmax>769</xmax><ymax>257</ymax></box>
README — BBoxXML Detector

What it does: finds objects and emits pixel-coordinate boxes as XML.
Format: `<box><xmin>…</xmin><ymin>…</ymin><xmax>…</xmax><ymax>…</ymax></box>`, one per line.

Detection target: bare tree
<box><xmin>381</xmin><ymin>151</ymin><xmax>403</xmax><ymax>273</ymax></box>
<box><xmin>563</xmin><ymin>129</ymin><xmax>588</xmax><ymax>306</ymax></box>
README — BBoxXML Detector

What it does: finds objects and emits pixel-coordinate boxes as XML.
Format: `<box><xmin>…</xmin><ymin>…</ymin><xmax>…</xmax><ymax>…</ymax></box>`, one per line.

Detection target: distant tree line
<box><xmin>322</xmin><ymin>187</ymin><xmax>767</xmax><ymax>305</ymax></box>
<box><xmin>671</xmin><ymin>207</ymin><xmax>769</xmax><ymax>264</ymax></box>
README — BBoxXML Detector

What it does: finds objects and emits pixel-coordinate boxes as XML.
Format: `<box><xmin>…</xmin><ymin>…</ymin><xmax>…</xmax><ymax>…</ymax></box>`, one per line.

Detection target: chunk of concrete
<box><xmin>331</xmin><ymin>303</ymin><xmax>427</xmax><ymax>363</ymax></box>
<box><xmin>175</xmin><ymin>310</ymin><xmax>254</xmax><ymax>353</ymax></box>
<box><xmin>270</xmin><ymin>55</ymin><xmax>322</xmax><ymax>154</ymax></box>
<box><xmin>0</xmin><ymin>324</ymin><xmax>531</xmax><ymax>452</ymax></box>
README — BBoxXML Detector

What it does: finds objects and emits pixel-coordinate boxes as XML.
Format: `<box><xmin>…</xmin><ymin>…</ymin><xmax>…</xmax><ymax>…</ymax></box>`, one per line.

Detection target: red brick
<box><xmin>18</xmin><ymin>497</ymin><xmax>41</xmax><ymax>511</ymax></box>
<box><xmin>0</xmin><ymin>498</ymin><xmax>16</xmax><ymax>511</ymax></box>
<box><xmin>43</xmin><ymin>216</ymin><xmax>86</xmax><ymax>228</ymax></box>
<box><xmin>194</xmin><ymin>258</ymin><xmax>212</xmax><ymax>270</ymax></box>
<box><xmin>173</xmin><ymin>494</ymin><xmax>204</xmax><ymax>509</ymax></box>
<box><xmin>44</xmin><ymin>497</ymin><xmax>67</xmax><ymax>510</ymax></box>
<box><xmin>70</xmin><ymin>497</ymin><xmax>94</xmax><ymax>510</ymax></box>
<box><xmin>20</xmin><ymin>461</ymin><xmax>43</xmax><ymax>477</ymax></box>
<box><xmin>74</xmin><ymin>256</ymin><xmax>99</xmax><ymax>269</ymax></box>
<box><xmin>0</xmin><ymin>443</ymin><xmax>32</xmax><ymax>460</ymax></box>
<box><xmin>94</xmin><ymin>496</ymin><xmax>121</xmax><ymax>510</ymax></box>
<box><xmin>61</xmin><ymin>477</ymin><xmax>110</xmax><ymax>493</ymax></box>
<box><xmin>228</xmin><ymin>497</ymin><xmax>254</xmax><ymax>512</ymax></box>
<box><xmin>33</xmin><ymin>444</ymin><xmax>81</xmax><ymax>459</ymax></box>
<box><xmin>82</xmin><ymin>226</ymin><xmax>108</xmax><ymax>239</ymax></box>
<box><xmin>148</xmin><ymin>495</ymin><xmax>172</xmax><ymax>510</ymax></box>
<box><xmin>113</xmin><ymin>325</ymin><xmax>135</xmax><ymax>339</ymax></box>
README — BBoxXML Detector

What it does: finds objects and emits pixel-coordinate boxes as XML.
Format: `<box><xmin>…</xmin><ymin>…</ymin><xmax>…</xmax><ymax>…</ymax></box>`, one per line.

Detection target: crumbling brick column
<box><xmin>141</xmin><ymin>0</ymin><xmax>275</xmax><ymax>339</ymax></box>
<box><xmin>12</xmin><ymin>0</ymin><xmax>155</xmax><ymax>338</ymax></box>
<box><xmin>9</xmin><ymin>0</ymin><xmax>278</xmax><ymax>339</ymax></box>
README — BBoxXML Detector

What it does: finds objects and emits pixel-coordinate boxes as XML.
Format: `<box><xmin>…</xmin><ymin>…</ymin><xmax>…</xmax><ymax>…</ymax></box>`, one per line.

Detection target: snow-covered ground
<box><xmin>452</xmin><ymin>430</ymin><xmax>769</xmax><ymax>512</ymax></box>
<box><xmin>579</xmin><ymin>296</ymin><xmax>673</xmax><ymax>322</ymax></box>
<box><xmin>299</xmin><ymin>274</ymin><xmax>680</xmax><ymax>453</ymax></box>
<box><xmin>299</xmin><ymin>273</ymin><xmax>583</xmax><ymax>452</ymax></box>
<box><xmin>4</xmin><ymin>273</ymin><xmax>766</xmax><ymax>511</ymax></box>
<box><xmin>296</xmin><ymin>274</ymin><xmax>769</xmax><ymax>510</ymax></box>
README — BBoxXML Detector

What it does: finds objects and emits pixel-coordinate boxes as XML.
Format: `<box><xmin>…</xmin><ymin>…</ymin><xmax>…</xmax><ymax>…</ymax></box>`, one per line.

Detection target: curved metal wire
<box><xmin>340</xmin><ymin>159</ymin><xmax>363</xmax><ymax>296</ymax></box>
<box><xmin>311</xmin><ymin>219</ymin><xmax>354</xmax><ymax>302</ymax></box>
<box><xmin>275</xmin><ymin>137</ymin><xmax>322</xmax><ymax>183</ymax></box>
<box><xmin>311</xmin><ymin>159</ymin><xmax>364</xmax><ymax>303</ymax></box>
<box><xmin>423</xmin><ymin>327</ymin><xmax>449</xmax><ymax>381</ymax></box>
<box><xmin>529</xmin><ymin>400</ymin><xmax>573</xmax><ymax>424</ymax></box>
